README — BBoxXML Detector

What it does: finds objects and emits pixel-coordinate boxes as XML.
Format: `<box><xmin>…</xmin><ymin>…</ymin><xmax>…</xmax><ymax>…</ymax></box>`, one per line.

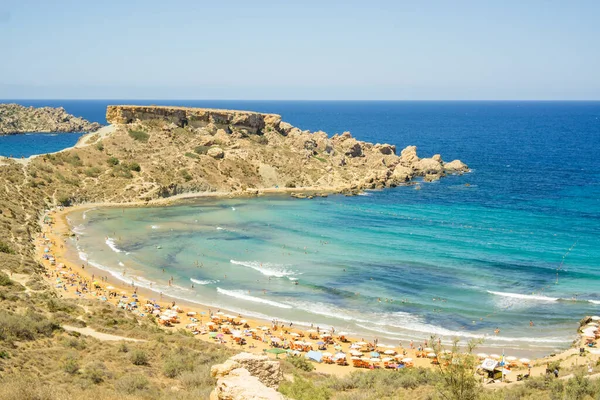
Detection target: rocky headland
<box><xmin>0</xmin><ymin>103</ymin><xmax>102</xmax><ymax>135</ymax></box>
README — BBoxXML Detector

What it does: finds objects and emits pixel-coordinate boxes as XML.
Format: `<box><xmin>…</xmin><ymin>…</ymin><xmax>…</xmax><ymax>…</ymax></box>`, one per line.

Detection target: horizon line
<box><xmin>2</xmin><ymin>98</ymin><xmax>600</xmax><ymax>102</ymax></box>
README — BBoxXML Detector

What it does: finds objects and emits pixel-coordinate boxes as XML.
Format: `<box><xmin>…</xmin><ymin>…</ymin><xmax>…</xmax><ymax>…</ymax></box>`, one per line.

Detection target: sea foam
<box><xmin>216</xmin><ymin>287</ymin><xmax>292</xmax><ymax>309</ymax></box>
<box><xmin>105</xmin><ymin>237</ymin><xmax>122</xmax><ymax>253</ymax></box>
<box><xmin>230</xmin><ymin>259</ymin><xmax>297</xmax><ymax>278</ymax></box>
<box><xmin>190</xmin><ymin>278</ymin><xmax>219</xmax><ymax>285</ymax></box>
<box><xmin>487</xmin><ymin>290</ymin><xmax>558</xmax><ymax>302</ymax></box>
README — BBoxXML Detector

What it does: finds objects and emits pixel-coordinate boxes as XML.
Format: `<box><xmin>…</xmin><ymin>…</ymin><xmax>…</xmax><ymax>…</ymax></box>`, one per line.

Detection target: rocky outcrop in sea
<box><xmin>0</xmin><ymin>103</ymin><xmax>102</xmax><ymax>135</ymax></box>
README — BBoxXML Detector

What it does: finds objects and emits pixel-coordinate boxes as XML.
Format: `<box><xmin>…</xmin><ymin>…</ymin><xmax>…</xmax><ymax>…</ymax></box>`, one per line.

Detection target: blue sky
<box><xmin>1</xmin><ymin>0</ymin><xmax>599</xmax><ymax>100</ymax></box>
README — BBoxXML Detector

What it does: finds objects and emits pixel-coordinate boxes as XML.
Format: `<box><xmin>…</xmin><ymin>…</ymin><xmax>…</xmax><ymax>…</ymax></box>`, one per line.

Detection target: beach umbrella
<box><xmin>370</xmin><ymin>358</ymin><xmax>381</xmax><ymax>362</ymax></box>
<box><xmin>350</xmin><ymin>350</ymin><xmax>363</xmax><ymax>356</ymax></box>
<box><xmin>476</xmin><ymin>353</ymin><xmax>488</xmax><ymax>359</ymax></box>
<box><xmin>290</xmin><ymin>332</ymin><xmax>300</xmax><ymax>337</ymax></box>
<box><xmin>265</xmin><ymin>348</ymin><xmax>287</xmax><ymax>355</ymax></box>
<box><xmin>427</xmin><ymin>352</ymin><xmax>437</xmax><ymax>358</ymax></box>
<box><xmin>351</xmin><ymin>356</ymin><xmax>362</xmax><ymax>360</ymax></box>
<box><xmin>317</xmin><ymin>341</ymin><xmax>325</xmax><ymax>345</ymax></box>
<box><xmin>370</xmin><ymin>351</ymin><xmax>380</xmax><ymax>358</ymax></box>
<box><xmin>350</xmin><ymin>344</ymin><xmax>362</xmax><ymax>349</ymax></box>
<box><xmin>306</xmin><ymin>351</ymin><xmax>323</xmax><ymax>363</ymax></box>
<box><xmin>322</xmin><ymin>352</ymin><xmax>333</xmax><ymax>357</ymax></box>
<box><xmin>106</xmin><ymin>286</ymin><xmax>115</xmax><ymax>290</ymax></box>
<box><xmin>271</xmin><ymin>337</ymin><xmax>281</xmax><ymax>343</ymax></box>
<box><xmin>294</xmin><ymin>341</ymin><xmax>305</xmax><ymax>345</ymax></box>
<box><xmin>209</xmin><ymin>332</ymin><xmax>217</xmax><ymax>337</ymax></box>
<box><xmin>442</xmin><ymin>350</ymin><xmax>452</xmax><ymax>354</ymax></box>
<box><xmin>490</xmin><ymin>354</ymin><xmax>501</xmax><ymax>360</ymax></box>
<box><xmin>334</xmin><ymin>352</ymin><xmax>346</xmax><ymax>360</ymax></box>
<box><xmin>382</xmin><ymin>357</ymin><xmax>393</xmax><ymax>362</ymax></box>
<box><xmin>216</xmin><ymin>311</ymin><xmax>224</xmax><ymax>315</ymax></box>
<box><xmin>519</xmin><ymin>358</ymin><xmax>530</xmax><ymax>364</ymax></box>
<box><xmin>424</xmin><ymin>347</ymin><xmax>434</xmax><ymax>352</ymax></box>
<box><xmin>401</xmin><ymin>358</ymin><xmax>413</xmax><ymax>363</ymax></box>
<box><xmin>591</xmin><ymin>316</ymin><xmax>600</xmax><ymax>321</ymax></box>
<box><xmin>260</xmin><ymin>326</ymin><xmax>269</xmax><ymax>331</ymax></box>
<box><xmin>307</xmin><ymin>329</ymin><xmax>317</xmax><ymax>333</ymax></box>
<box><xmin>384</xmin><ymin>350</ymin><xmax>396</xmax><ymax>355</ymax></box>
<box><xmin>505</xmin><ymin>356</ymin><xmax>517</xmax><ymax>362</ymax></box>
<box><xmin>337</xmin><ymin>331</ymin><xmax>348</xmax><ymax>336</ymax></box>
<box><xmin>481</xmin><ymin>359</ymin><xmax>498</xmax><ymax>371</ymax></box>
<box><xmin>355</xmin><ymin>341</ymin><xmax>367</xmax><ymax>346</ymax></box>
<box><xmin>334</xmin><ymin>345</ymin><xmax>342</xmax><ymax>351</ymax></box>
<box><xmin>240</xmin><ymin>319</ymin><xmax>247</xmax><ymax>323</ymax></box>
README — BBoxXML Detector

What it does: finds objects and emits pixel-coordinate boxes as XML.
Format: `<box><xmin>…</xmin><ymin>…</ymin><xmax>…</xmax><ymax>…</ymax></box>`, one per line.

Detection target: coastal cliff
<box><xmin>0</xmin><ymin>103</ymin><xmax>102</xmax><ymax>135</ymax></box>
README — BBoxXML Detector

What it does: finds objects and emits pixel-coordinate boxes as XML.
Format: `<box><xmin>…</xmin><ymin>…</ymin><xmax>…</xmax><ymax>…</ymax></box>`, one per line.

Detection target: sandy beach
<box><xmin>35</xmin><ymin>200</ymin><xmax>600</xmax><ymax>383</ymax></box>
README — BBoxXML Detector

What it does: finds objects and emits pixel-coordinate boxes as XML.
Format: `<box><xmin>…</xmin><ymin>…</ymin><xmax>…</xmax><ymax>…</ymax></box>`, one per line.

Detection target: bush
<box><xmin>279</xmin><ymin>374</ymin><xmax>330</xmax><ymax>400</ymax></box>
<box><xmin>286</xmin><ymin>356</ymin><xmax>315</xmax><ymax>372</ymax></box>
<box><xmin>0</xmin><ymin>242</ymin><xmax>14</xmax><ymax>254</ymax></box>
<box><xmin>114</xmin><ymin>373</ymin><xmax>151</xmax><ymax>394</ymax></box>
<box><xmin>0</xmin><ymin>272</ymin><xmax>13</xmax><ymax>286</ymax></box>
<box><xmin>194</xmin><ymin>145</ymin><xmax>210</xmax><ymax>155</ymax></box>
<box><xmin>180</xmin><ymin>169</ymin><xmax>193</xmax><ymax>182</ymax></box>
<box><xmin>118</xmin><ymin>342</ymin><xmax>129</xmax><ymax>353</ymax></box>
<box><xmin>95</xmin><ymin>142</ymin><xmax>104</xmax><ymax>151</ymax></box>
<box><xmin>83</xmin><ymin>361</ymin><xmax>106</xmax><ymax>384</ymax></box>
<box><xmin>185</xmin><ymin>152</ymin><xmax>199</xmax><ymax>159</ymax></box>
<box><xmin>84</xmin><ymin>167</ymin><xmax>102</xmax><ymax>177</ymax></box>
<box><xmin>128</xmin><ymin>130</ymin><xmax>150</xmax><ymax>142</ymax></box>
<box><xmin>285</xmin><ymin>181</ymin><xmax>296</xmax><ymax>188</ymax></box>
<box><xmin>0</xmin><ymin>310</ymin><xmax>59</xmax><ymax>341</ymax></box>
<box><xmin>130</xmin><ymin>349</ymin><xmax>149</xmax><ymax>366</ymax></box>
<box><xmin>127</xmin><ymin>162</ymin><xmax>141</xmax><ymax>172</ymax></box>
<box><xmin>107</xmin><ymin>157</ymin><xmax>119</xmax><ymax>166</ymax></box>
<box><xmin>62</xmin><ymin>353</ymin><xmax>80</xmax><ymax>374</ymax></box>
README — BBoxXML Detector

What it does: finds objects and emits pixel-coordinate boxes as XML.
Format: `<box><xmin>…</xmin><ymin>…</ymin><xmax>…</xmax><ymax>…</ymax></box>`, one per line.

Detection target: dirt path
<box><xmin>62</xmin><ymin>325</ymin><xmax>145</xmax><ymax>342</ymax></box>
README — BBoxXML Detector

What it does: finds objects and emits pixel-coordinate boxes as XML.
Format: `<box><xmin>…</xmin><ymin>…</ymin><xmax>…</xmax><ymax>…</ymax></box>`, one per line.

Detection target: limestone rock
<box><xmin>432</xmin><ymin>154</ymin><xmax>442</xmax><ymax>163</ymax></box>
<box><xmin>208</xmin><ymin>147</ymin><xmax>225</xmax><ymax>159</ymax></box>
<box><xmin>375</xmin><ymin>143</ymin><xmax>396</xmax><ymax>155</ymax></box>
<box><xmin>344</xmin><ymin>141</ymin><xmax>363</xmax><ymax>158</ymax></box>
<box><xmin>400</xmin><ymin>146</ymin><xmax>419</xmax><ymax>165</ymax></box>
<box><xmin>414</xmin><ymin>157</ymin><xmax>443</xmax><ymax>175</ymax></box>
<box><xmin>444</xmin><ymin>159</ymin><xmax>469</xmax><ymax>173</ymax></box>
<box><xmin>210</xmin><ymin>353</ymin><xmax>286</xmax><ymax>400</ymax></box>
<box><xmin>0</xmin><ymin>103</ymin><xmax>102</xmax><ymax>135</ymax></box>
<box><xmin>210</xmin><ymin>368</ymin><xmax>286</xmax><ymax>400</ymax></box>
<box><xmin>389</xmin><ymin>165</ymin><xmax>413</xmax><ymax>184</ymax></box>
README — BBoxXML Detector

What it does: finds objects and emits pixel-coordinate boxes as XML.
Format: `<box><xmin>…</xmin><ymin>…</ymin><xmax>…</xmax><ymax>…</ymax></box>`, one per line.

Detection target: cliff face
<box><xmin>0</xmin><ymin>104</ymin><xmax>102</xmax><ymax>135</ymax></box>
<box><xmin>106</xmin><ymin>105</ymin><xmax>281</xmax><ymax>135</ymax></box>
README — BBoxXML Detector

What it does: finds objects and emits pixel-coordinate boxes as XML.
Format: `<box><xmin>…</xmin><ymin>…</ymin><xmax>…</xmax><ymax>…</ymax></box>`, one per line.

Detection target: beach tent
<box><xmin>306</xmin><ymin>351</ymin><xmax>323</xmax><ymax>363</ymax></box>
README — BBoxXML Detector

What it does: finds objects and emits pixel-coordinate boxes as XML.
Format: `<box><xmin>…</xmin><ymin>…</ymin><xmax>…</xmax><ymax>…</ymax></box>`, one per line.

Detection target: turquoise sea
<box><xmin>4</xmin><ymin>100</ymin><xmax>600</xmax><ymax>355</ymax></box>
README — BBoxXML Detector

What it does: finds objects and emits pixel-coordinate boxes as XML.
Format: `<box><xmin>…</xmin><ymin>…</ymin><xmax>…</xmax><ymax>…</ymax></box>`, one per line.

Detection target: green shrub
<box><xmin>194</xmin><ymin>145</ymin><xmax>210</xmax><ymax>155</ymax></box>
<box><xmin>95</xmin><ymin>142</ymin><xmax>104</xmax><ymax>151</ymax></box>
<box><xmin>62</xmin><ymin>353</ymin><xmax>80</xmax><ymax>374</ymax></box>
<box><xmin>0</xmin><ymin>273</ymin><xmax>12</xmax><ymax>287</ymax></box>
<box><xmin>180</xmin><ymin>169</ymin><xmax>193</xmax><ymax>182</ymax></box>
<box><xmin>0</xmin><ymin>310</ymin><xmax>60</xmax><ymax>341</ymax></box>
<box><xmin>185</xmin><ymin>152</ymin><xmax>199</xmax><ymax>159</ymax></box>
<box><xmin>0</xmin><ymin>242</ymin><xmax>14</xmax><ymax>254</ymax></box>
<box><xmin>84</xmin><ymin>166</ymin><xmax>102</xmax><ymax>177</ymax></box>
<box><xmin>286</xmin><ymin>356</ymin><xmax>315</xmax><ymax>372</ymax></box>
<box><xmin>130</xmin><ymin>349</ymin><xmax>149</xmax><ymax>366</ymax></box>
<box><xmin>128</xmin><ymin>130</ymin><xmax>150</xmax><ymax>142</ymax></box>
<box><xmin>285</xmin><ymin>181</ymin><xmax>296</xmax><ymax>188</ymax></box>
<box><xmin>118</xmin><ymin>342</ymin><xmax>129</xmax><ymax>353</ymax></box>
<box><xmin>114</xmin><ymin>373</ymin><xmax>151</xmax><ymax>394</ymax></box>
<box><xmin>107</xmin><ymin>157</ymin><xmax>119</xmax><ymax>166</ymax></box>
<box><xmin>279</xmin><ymin>374</ymin><xmax>330</xmax><ymax>400</ymax></box>
<box><xmin>127</xmin><ymin>162</ymin><xmax>141</xmax><ymax>172</ymax></box>
<box><xmin>83</xmin><ymin>361</ymin><xmax>106</xmax><ymax>384</ymax></box>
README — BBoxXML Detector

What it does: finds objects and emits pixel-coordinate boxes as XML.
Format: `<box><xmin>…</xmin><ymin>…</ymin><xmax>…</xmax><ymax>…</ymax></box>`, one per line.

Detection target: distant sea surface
<box><xmin>6</xmin><ymin>100</ymin><xmax>600</xmax><ymax>355</ymax></box>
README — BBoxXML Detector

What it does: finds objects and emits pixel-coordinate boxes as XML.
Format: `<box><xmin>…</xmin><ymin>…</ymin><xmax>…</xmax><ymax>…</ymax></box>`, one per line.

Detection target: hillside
<box><xmin>0</xmin><ymin>103</ymin><xmax>102</xmax><ymax>135</ymax></box>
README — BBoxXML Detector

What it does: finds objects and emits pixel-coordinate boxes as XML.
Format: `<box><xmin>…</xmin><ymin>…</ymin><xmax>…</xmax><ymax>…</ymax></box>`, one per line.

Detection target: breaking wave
<box><xmin>216</xmin><ymin>287</ymin><xmax>292</xmax><ymax>309</ymax></box>
<box><xmin>190</xmin><ymin>278</ymin><xmax>219</xmax><ymax>285</ymax></box>
<box><xmin>487</xmin><ymin>291</ymin><xmax>558</xmax><ymax>302</ymax></box>
<box><xmin>105</xmin><ymin>237</ymin><xmax>122</xmax><ymax>253</ymax></box>
<box><xmin>230</xmin><ymin>260</ymin><xmax>297</xmax><ymax>278</ymax></box>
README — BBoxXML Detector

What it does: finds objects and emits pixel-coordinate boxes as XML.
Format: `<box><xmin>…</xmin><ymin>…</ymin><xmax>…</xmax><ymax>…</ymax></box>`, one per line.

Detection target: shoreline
<box><xmin>33</xmin><ymin>194</ymin><xmax>599</xmax><ymax>381</ymax></box>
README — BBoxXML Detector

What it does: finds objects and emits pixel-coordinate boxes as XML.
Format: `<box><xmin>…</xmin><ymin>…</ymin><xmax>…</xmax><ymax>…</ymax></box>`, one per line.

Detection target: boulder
<box><xmin>444</xmin><ymin>159</ymin><xmax>469</xmax><ymax>173</ymax></box>
<box><xmin>414</xmin><ymin>157</ymin><xmax>443</xmax><ymax>175</ymax></box>
<box><xmin>375</xmin><ymin>143</ymin><xmax>396</xmax><ymax>155</ymax></box>
<box><xmin>389</xmin><ymin>165</ymin><xmax>413</xmax><ymax>184</ymax></box>
<box><xmin>344</xmin><ymin>141</ymin><xmax>363</xmax><ymax>158</ymax></box>
<box><xmin>210</xmin><ymin>353</ymin><xmax>287</xmax><ymax>400</ymax></box>
<box><xmin>399</xmin><ymin>146</ymin><xmax>419</xmax><ymax>165</ymax></box>
<box><xmin>208</xmin><ymin>147</ymin><xmax>225</xmax><ymax>159</ymax></box>
<box><xmin>432</xmin><ymin>154</ymin><xmax>442</xmax><ymax>163</ymax></box>
<box><xmin>210</xmin><ymin>368</ymin><xmax>287</xmax><ymax>400</ymax></box>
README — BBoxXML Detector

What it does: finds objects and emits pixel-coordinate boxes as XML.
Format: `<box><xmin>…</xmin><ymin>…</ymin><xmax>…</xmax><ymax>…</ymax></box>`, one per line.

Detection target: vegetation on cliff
<box><xmin>0</xmin><ymin>103</ymin><xmax>102</xmax><ymax>135</ymax></box>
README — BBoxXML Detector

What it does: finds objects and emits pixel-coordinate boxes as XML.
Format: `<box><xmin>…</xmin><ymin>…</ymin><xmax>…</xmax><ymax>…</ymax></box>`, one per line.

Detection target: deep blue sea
<box><xmin>4</xmin><ymin>100</ymin><xmax>600</xmax><ymax>355</ymax></box>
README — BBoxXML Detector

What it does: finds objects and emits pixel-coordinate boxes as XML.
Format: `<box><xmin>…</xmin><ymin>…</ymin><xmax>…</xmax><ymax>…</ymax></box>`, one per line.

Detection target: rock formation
<box><xmin>0</xmin><ymin>103</ymin><xmax>102</xmax><ymax>135</ymax></box>
<box><xmin>210</xmin><ymin>352</ymin><xmax>287</xmax><ymax>400</ymax></box>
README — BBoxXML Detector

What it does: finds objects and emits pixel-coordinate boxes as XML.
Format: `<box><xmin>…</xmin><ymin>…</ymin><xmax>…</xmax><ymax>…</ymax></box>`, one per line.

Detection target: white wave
<box><xmin>216</xmin><ymin>287</ymin><xmax>292</xmax><ymax>309</ymax></box>
<box><xmin>151</xmin><ymin>225</ymin><xmax>159</xmax><ymax>230</ymax></box>
<box><xmin>357</xmin><ymin>192</ymin><xmax>372</xmax><ymax>196</ymax></box>
<box><xmin>216</xmin><ymin>227</ymin><xmax>224</xmax><ymax>230</ymax></box>
<box><xmin>190</xmin><ymin>278</ymin><xmax>219</xmax><ymax>285</ymax></box>
<box><xmin>118</xmin><ymin>261</ymin><xmax>125</xmax><ymax>267</ymax></box>
<box><xmin>231</xmin><ymin>207</ymin><xmax>236</xmax><ymax>211</ymax></box>
<box><xmin>487</xmin><ymin>290</ymin><xmax>558</xmax><ymax>302</ymax></box>
<box><xmin>105</xmin><ymin>237</ymin><xmax>122</xmax><ymax>253</ymax></box>
<box><xmin>588</xmin><ymin>300</ymin><xmax>600</xmax><ymax>305</ymax></box>
<box><xmin>230</xmin><ymin>260</ymin><xmax>297</xmax><ymax>278</ymax></box>
<box><xmin>78</xmin><ymin>251</ymin><xmax>88</xmax><ymax>262</ymax></box>
<box><xmin>72</xmin><ymin>224</ymin><xmax>86</xmax><ymax>235</ymax></box>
